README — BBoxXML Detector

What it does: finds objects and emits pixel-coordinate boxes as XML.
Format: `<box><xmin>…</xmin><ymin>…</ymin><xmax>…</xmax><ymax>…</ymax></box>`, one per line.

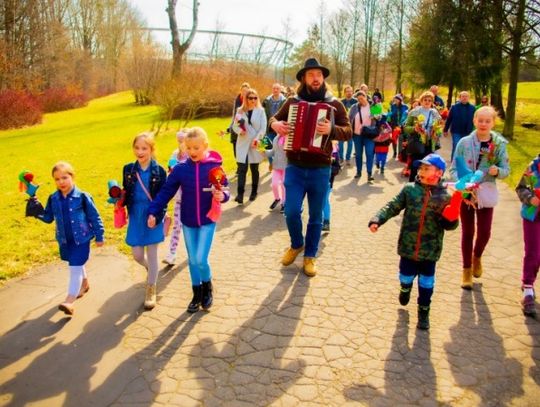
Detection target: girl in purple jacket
<box><xmin>147</xmin><ymin>127</ymin><xmax>229</xmax><ymax>313</ymax></box>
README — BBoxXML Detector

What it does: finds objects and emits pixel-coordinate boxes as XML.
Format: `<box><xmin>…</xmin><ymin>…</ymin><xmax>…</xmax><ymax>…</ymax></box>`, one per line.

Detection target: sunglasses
<box><xmin>247</xmin><ymin>96</ymin><xmax>258</xmax><ymax>100</ymax></box>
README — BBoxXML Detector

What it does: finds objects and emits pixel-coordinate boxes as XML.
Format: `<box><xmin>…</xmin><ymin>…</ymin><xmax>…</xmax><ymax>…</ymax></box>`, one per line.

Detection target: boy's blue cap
<box><xmin>414</xmin><ymin>153</ymin><xmax>446</xmax><ymax>172</ymax></box>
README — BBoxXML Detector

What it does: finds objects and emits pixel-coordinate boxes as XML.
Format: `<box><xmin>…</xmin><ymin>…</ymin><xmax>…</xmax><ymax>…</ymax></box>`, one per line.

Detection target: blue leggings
<box><xmin>399</xmin><ymin>257</ymin><xmax>436</xmax><ymax>306</ymax></box>
<box><xmin>182</xmin><ymin>223</ymin><xmax>216</xmax><ymax>285</ymax></box>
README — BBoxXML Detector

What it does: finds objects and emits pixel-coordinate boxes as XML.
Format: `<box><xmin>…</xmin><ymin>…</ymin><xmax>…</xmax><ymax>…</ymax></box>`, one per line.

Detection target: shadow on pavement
<box><xmin>444</xmin><ymin>286</ymin><xmax>524</xmax><ymax>405</ymax></box>
<box><xmin>344</xmin><ymin>308</ymin><xmax>445</xmax><ymax>405</ymax></box>
<box><xmin>0</xmin><ymin>263</ymin><xmax>180</xmax><ymax>406</ymax></box>
<box><xmin>185</xmin><ymin>270</ymin><xmax>309</xmax><ymax>405</ymax></box>
<box><xmin>525</xmin><ymin>314</ymin><xmax>540</xmax><ymax>385</ymax></box>
<box><xmin>0</xmin><ymin>285</ymin><xmax>144</xmax><ymax>406</ymax></box>
<box><xmin>0</xmin><ymin>307</ymin><xmax>70</xmax><ymax>371</ymax></box>
<box><xmin>89</xmin><ymin>310</ymin><xmax>204</xmax><ymax>405</ymax></box>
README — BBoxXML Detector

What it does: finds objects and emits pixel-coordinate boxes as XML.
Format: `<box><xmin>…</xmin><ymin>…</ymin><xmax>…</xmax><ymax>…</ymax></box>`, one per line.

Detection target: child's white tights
<box><xmin>68</xmin><ymin>265</ymin><xmax>85</xmax><ymax>297</ymax></box>
<box><xmin>132</xmin><ymin>244</ymin><xmax>159</xmax><ymax>285</ymax></box>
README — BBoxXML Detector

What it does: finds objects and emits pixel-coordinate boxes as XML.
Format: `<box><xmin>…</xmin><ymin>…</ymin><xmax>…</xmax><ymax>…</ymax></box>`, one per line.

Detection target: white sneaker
<box><xmin>162</xmin><ymin>253</ymin><xmax>176</xmax><ymax>265</ymax></box>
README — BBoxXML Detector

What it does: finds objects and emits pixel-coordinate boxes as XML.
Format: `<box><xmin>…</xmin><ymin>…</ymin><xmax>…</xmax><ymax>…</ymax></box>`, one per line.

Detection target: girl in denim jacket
<box><xmin>35</xmin><ymin>161</ymin><xmax>104</xmax><ymax>315</ymax></box>
<box><xmin>449</xmin><ymin>106</ymin><xmax>510</xmax><ymax>289</ymax></box>
<box><xmin>122</xmin><ymin>132</ymin><xmax>167</xmax><ymax>310</ymax></box>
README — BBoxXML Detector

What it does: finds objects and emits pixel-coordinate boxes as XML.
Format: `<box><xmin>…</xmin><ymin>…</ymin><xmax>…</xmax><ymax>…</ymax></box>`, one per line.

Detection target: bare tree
<box><xmin>346</xmin><ymin>0</ymin><xmax>362</xmax><ymax>88</ymax></box>
<box><xmin>502</xmin><ymin>0</ymin><xmax>540</xmax><ymax>138</ymax></box>
<box><xmin>327</xmin><ymin>10</ymin><xmax>353</xmax><ymax>97</ymax></box>
<box><xmin>316</xmin><ymin>0</ymin><xmax>327</xmax><ymax>64</ymax></box>
<box><xmin>362</xmin><ymin>0</ymin><xmax>377</xmax><ymax>84</ymax></box>
<box><xmin>125</xmin><ymin>32</ymin><xmax>169</xmax><ymax>105</ymax></box>
<box><xmin>167</xmin><ymin>0</ymin><xmax>199</xmax><ymax>77</ymax></box>
<box><xmin>280</xmin><ymin>16</ymin><xmax>295</xmax><ymax>82</ymax></box>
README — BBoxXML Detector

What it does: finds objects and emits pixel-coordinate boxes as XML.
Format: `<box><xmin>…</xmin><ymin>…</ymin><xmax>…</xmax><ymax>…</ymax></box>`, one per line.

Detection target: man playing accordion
<box><xmin>269</xmin><ymin>58</ymin><xmax>352</xmax><ymax>277</ymax></box>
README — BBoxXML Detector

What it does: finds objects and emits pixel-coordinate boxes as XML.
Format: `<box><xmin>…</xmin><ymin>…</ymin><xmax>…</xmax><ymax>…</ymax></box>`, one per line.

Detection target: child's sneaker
<box><xmin>399</xmin><ymin>286</ymin><xmax>411</xmax><ymax>305</ymax></box>
<box><xmin>163</xmin><ymin>253</ymin><xmax>176</xmax><ymax>265</ymax></box>
<box><xmin>269</xmin><ymin>199</ymin><xmax>281</xmax><ymax>211</ymax></box>
<box><xmin>417</xmin><ymin>305</ymin><xmax>430</xmax><ymax>330</ymax></box>
<box><xmin>522</xmin><ymin>295</ymin><xmax>537</xmax><ymax>317</ymax></box>
<box><xmin>322</xmin><ymin>220</ymin><xmax>330</xmax><ymax>232</ymax></box>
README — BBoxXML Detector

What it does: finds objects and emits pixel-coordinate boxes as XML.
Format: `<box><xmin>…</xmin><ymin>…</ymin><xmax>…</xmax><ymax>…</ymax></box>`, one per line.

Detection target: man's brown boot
<box><xmin>303</xmin><ymin>257</ymin><xmax>317</xmax><ymax>277</ymax></box>
<box><xmin>281</xmin><ymin>246</ymin><xmax>304</xmax><ymax>266</ymax></box>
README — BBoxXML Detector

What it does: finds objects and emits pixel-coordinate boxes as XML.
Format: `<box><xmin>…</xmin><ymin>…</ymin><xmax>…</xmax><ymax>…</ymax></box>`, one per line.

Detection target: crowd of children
<box><xmin>25</xmin><ymin>86</ymin><xmax>538</xmax><ymax>328</ymax></box>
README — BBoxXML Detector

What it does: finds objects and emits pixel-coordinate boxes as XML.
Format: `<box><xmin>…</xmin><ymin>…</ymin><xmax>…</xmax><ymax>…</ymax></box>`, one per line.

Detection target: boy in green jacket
<box><xmin>368</xmin><ymin>154</ymin><xmax>460</xmax><ymax>329</ymax></box>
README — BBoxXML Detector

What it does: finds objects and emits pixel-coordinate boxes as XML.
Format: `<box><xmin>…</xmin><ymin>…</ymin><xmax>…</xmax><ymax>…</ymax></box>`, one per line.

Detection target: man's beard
<box><xmin>299</xmin><ymin>81</ymin><xmax>326</xmax><ymax>102</ymax></box>
<box><xmin>307</xmin><ymin>83</ymin><xmax>322</xmax><ymax>93</ymax></box>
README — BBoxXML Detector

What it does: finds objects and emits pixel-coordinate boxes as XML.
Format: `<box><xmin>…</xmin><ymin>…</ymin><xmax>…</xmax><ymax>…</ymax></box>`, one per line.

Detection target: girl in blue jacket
<box><xmin>148</xmin><ymin>127</ymin><xmax>230</xmax><ymax>313</ymax></box>
<box><xmin>35</xmin><ymin>161</ymin><xmax>104</xmax><ymax>315</ymax></box>
<box><xmin>122</xmin><ymin>132</ymin><xmax>167</xmax><ymax>310</ymax></box>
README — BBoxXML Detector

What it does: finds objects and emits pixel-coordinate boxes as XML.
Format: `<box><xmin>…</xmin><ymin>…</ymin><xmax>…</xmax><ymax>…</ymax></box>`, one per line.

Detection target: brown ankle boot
<box><xmin>461</xmin><ymin>268</ymin><xmax>473</xmax><ymax>290</ymax></box>
<box><xmin>144</xmin><ymin>284</ymin><xmax>157</xmax><ymax>310</ymax></box>
<box><xmin>472</xmin><ymin>256</ymin><xmax>483</xmax><ymax>278</ymax></box>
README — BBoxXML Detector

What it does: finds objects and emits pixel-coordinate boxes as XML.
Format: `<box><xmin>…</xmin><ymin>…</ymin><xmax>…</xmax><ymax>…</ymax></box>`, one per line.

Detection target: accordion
<box><xmin>285</xmin><ymin>101</ymin><xmax>334</xmax><ymax>154</ymax></box>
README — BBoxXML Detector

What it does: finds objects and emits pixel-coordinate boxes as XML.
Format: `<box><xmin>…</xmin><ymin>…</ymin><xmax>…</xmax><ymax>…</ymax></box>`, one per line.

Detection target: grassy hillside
<box><xmin>0</xmin><ymin>92</ymin><xmax>232</xmax><ymax>280</ymax></box>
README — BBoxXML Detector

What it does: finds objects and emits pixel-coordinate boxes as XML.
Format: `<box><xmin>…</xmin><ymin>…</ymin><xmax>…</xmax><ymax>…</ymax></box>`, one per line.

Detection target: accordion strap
<box><xmin>321</xmin><ymin>105</ymin><xmax>336</xmax><ymax>151</ymax></box>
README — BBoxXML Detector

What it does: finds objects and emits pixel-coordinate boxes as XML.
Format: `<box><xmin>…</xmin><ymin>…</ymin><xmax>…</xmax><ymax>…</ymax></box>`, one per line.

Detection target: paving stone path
<box><xmin>1</xmin><ymin>137</ymin><xmax>539</xmax><ymax>406</ymax></box>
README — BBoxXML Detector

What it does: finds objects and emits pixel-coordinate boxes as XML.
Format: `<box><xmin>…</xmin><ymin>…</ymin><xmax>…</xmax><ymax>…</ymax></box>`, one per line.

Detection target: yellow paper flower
<box><xmin>417</xmin><ymin>114</ymin><xmax>426</xmax><ymax>123</ymax></box>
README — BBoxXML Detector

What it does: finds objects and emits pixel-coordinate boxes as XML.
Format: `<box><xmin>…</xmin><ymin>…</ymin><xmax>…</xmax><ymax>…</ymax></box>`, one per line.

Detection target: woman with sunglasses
<box><xmin>232</xmin><ymin>89</ymin><xmax>267</xmax><ymax>204</ymax></box>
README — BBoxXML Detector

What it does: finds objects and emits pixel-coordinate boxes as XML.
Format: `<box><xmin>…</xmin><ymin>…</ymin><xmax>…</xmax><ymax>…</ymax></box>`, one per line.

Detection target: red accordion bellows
<box><xmin>285</xmin><ymin>101</ymin><xmax>333</xmax><ymax>154</ymax></box>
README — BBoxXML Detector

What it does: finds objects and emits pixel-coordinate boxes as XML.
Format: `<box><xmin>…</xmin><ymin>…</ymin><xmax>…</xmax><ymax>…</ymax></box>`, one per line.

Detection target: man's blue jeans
<box><xmin>451</xmin><ymin>132</ymin><xmax>465</xmax><ymax>161</ymax></box>
<box><xmin>352</xmin><ymin>135</ymin><xmax>375</xmax><ymax>176</ymax></box>
<box><xmin>284</xmin><ymin>164</ymin><xmax>330</xmax><ymax>258</ymax></box>
<box><xmin>182</xmin><ymin>223</ymin><xmax>216</xmax><ymax>285</ymax></box>
<box><xmin>338</xmin><ymin>140</ymin><xmax>353</xmax><ymax>161</ymax></box>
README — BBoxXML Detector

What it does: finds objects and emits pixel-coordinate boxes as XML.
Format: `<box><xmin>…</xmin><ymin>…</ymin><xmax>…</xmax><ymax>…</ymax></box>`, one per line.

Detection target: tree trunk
<box><xmin>447</xmin><ymin>81</ymin><xmax>454</xmax><ymax>109</ymax></box>
<box><xmin>490</xmin><ymin>0</ymin><xmax>505</xmax><ymax>119</ymax></box>
<box><xmin>168</xmin><ymin>0</ymin><xmax>199</xmax><ymax>77</ymax></box>
<box><xmin>395</xmin><ymin>0</ymin><xmax>404</xmax><ymax>94</ymax></box>
<box><xmin>502</xmin><ymin>0</ymin><xmax>526</xmax><ymax>140</ymax></box>
<box><xmin>350</xmin><ymin>2</ymin><xmax>359</xmax><ymax>87</ymax></box>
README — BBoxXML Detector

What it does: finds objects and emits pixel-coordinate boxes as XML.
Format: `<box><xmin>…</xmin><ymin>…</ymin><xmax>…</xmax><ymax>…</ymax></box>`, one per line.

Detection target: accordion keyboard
<box><xmin>285</xmin><ymin>103</ymin><xmax>299</xmax><ymax>151</ymax></box>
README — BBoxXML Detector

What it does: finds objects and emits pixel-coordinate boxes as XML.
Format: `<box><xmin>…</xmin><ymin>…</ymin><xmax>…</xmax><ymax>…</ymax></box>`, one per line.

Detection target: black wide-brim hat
<box><xmin>296</xmin><ymin>58</ymin><xmax>330</xmax><ymax>81</ymax></box>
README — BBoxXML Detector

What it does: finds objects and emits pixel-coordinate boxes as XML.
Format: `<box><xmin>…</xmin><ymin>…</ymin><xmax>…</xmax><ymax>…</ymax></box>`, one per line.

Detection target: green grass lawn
<box><xmin>500</xmin><ymin>82</ymin><xmax>540</xmax><ymax>187</ymax></box>
<box><xmin>0</xmin><ymin>91</ymin><xmax>232</xmax><ymax>280</ymax></box>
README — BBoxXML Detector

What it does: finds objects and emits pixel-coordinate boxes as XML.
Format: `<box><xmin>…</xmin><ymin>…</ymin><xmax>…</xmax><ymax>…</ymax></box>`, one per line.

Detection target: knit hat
<box><xmin>393</xmin><ymin>94</ymin><xmax>403</xmax><ymax>102</ymax></box>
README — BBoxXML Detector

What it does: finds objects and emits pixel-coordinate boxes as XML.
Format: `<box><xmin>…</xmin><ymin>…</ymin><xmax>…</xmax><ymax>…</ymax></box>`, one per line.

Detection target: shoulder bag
<box><xmin>359</xmin><ymin>108</ymin><xmax>379</xmax><ymax>139</ymax></box>
<box><xmin>136</xmin><ymin>172</ymin><xmax>171</xmax><ymax>237</ymax></box>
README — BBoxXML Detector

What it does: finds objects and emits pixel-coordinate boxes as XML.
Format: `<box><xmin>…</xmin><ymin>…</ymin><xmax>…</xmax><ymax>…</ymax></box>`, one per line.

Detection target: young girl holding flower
<box><xmin>449</xmin><ymin>106</ymin><xmax>510</xmax><ymax>290</ymax></box>
<box><xmin>122</xmin><ymin>133</ymin><xmax>167</xmax><ymax>310</ymax></box>
<box><xmin>148</xmin><ymin>127</ymin><xmax>229</xmax><ymax>313</ymax></box>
